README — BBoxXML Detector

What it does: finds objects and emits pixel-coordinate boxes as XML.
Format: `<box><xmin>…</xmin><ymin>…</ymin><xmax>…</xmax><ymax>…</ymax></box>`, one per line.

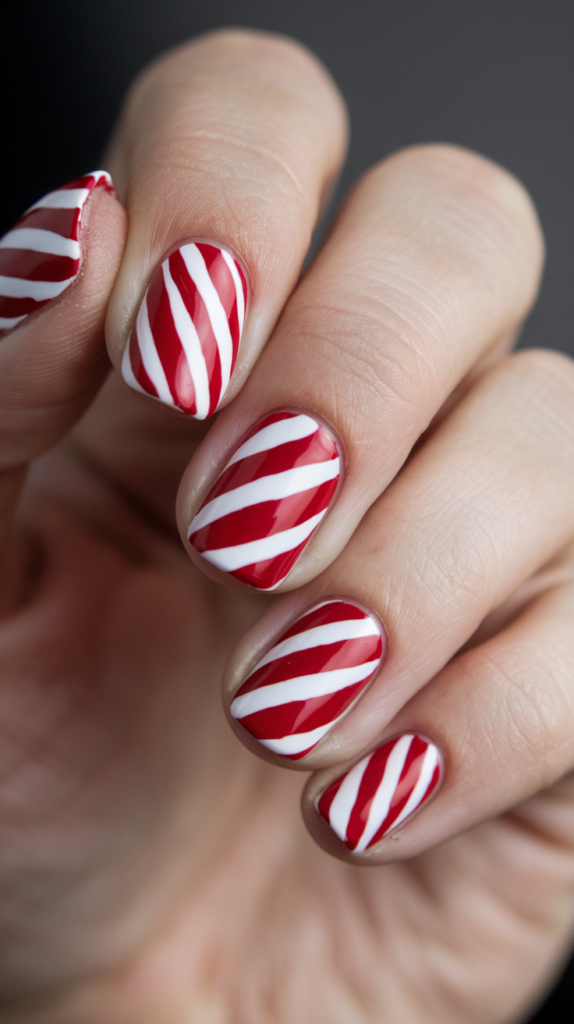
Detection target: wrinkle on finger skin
<box><xmin>463</xmin><ymin>555</ymin><xmax>574</xmax><ymax>652</ymax></box>
<box><xmin>105</xmin><ymin>35</ymin><xmax>349</xmax><ymax>377</ymax></box>
<box><xmin>164</xmin><ymin>129</ymin><xmax>322</xmax><ymax>216</ymax></box>
<box><xmin>118</xmin><ymin>152</ymin><xmax>314</xmax><ymax>267</ymax></box>
<box><xmin>343</xmin><ymin>146</ymin><xmax>544</xmax><ymax>320</ymax></box>
<box><xmin>132</xmin><ymin>129</ymin><xmax>322</xmax><ymax>217</ymax></box>
<box><xmin>294</xmin><ymin>318</ymin><xmax>426</xmax><ymax>420</ymax></box>
<box><xmin>477</xmin><ymin>655</ymin><xmax>569</xmax><ymax>768</ymax></box>
<box><xmin>299</xmin><ymin>293</ymin><xmax>446</xmax><ymax>388</ymax></box>
<box><xmin>438</xmin><ymin>588</ymin><xmax>574</xmax><ymax>795</ymax></box>
<box><xmin>111</xmin><ymin>31</ymin><xmax>347</xmax><ymax>206</ymax></box>
<box><xmin>372</xmin><ymin>505</ymin><xmax>508</xmax><ymax>645</ymax></box>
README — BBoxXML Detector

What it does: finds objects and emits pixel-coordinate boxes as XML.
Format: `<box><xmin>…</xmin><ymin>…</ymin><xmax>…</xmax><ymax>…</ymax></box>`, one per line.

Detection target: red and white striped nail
<box><xmin>188</xmin><ymin>411</ymin><xmax>341</xmax><ymax>590</ymax></box>
<box><xmin>231</xmin><ymin>600</ymin><xmax>385</xmax><ymax>759</ymax></box>
<box><xmin>0</xmin><ymin>171</ymin><xmax>114</xmax><ymax>337</ymax></box>
<box><xmin>317</xmin><ymin>734</ymin><xmax>441</xmax><ymax>851</ymax></box>
<box><xmin>122</xmin><ymin>240</ymin><xmax>249</xmax><ymax>419</ymax></box>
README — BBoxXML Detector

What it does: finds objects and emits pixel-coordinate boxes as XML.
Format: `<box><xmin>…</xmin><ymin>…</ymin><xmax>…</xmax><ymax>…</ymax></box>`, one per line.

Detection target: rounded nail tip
<box><xmin>229</xmin><ymin>670</ymin><xmax>385</xmax><ymax>768</ymax></box>
<box><xmin>302</xmin><ymin>788</ymin><xmax>443</xmax><ymax>865</ymax></box>
<box><xmin>186</xmin><ymin>536</ymin><xmax>311</xmax><ymax>593</ymax></box>
<box><xmin>119</xmin><ymin>366</ymin><xmax>221</xmax><ymax>420</ymax></box>
<box><xmin>225</xmin><ymin>713</ymin><xmax>321</xmax><ymax>771</ymax></box>
<box><xmin>120</xmin><ymin>379</ymin><xmax>222</xmax><ymax>421</ymax></box>
<box><xmin>184</xmin><ymin>542</ymin><xmax>274</xmax><ymax>596</ymax></box>
<box><xmin>187</xmin><ymin>507</ymin><xmax>338</xmax><ymax>592</ymax></box>
<box><xmin>74</xmin><ymin>169</ymin><xmax>116</xmax><ymax>199</ymax></box>
<box><xmin>22</xmin><ymin>169</ymin><xmax>116</xmax><ymax>214</ymax></box>
<box><xmin>225</xmin><ymin>685</ymin><xmax>381</xmax><ymax>773</ymax></box>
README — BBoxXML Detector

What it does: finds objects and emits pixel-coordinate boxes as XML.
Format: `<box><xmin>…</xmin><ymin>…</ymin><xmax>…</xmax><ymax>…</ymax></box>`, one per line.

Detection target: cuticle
<box><xmin>150</xmin><ymin>235</ymin><xmax>252</xmax><ymax>300</ymax></box>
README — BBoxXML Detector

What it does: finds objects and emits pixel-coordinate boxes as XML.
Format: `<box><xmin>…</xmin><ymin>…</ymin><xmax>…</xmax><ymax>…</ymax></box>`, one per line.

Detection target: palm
<box><xmin>1</xmin><ymin>373</ymin><xmax>572</xmax><ymax>1024</ymax></box>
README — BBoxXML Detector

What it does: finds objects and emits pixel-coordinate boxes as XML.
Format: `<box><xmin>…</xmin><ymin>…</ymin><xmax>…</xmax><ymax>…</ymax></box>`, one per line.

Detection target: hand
<box><xmin>1</xmin><ymin>30</ymin><xmax>573</xmax><ymax>1024</ymax></box>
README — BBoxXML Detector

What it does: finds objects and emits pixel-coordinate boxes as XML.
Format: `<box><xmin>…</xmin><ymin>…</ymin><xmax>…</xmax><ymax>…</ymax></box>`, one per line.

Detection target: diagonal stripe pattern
<box><xmin>231</xmin><ymin>599</ymin><xmax>385</xmax><ymax>758</ymax></box>
<box><xmin>317</xmin><ymin>734</ymin><xmax>441</xmax><ymax>851</ymax></box>
<box><xmin>0</xmin><ymin>171</ymin><xmax>114</xmax><ymax>335</ymax></box>
<box><xmin>188</xmin><ymin>411</ymin><xmax>341</xmax><ymax>590</ymax></box>
<box><xmin>122</xmin><ymin>241</ymin><xmax>249</xmax><ymax>419</ymax></box>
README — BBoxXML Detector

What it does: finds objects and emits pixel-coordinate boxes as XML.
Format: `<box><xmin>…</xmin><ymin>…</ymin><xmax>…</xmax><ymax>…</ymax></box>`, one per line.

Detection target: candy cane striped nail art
<box><xmin>231</xmin><ymin>600</ymin><xmax>385</xmax><ymax>759</ymax></box>
<box><xmin>0</xmin><ymin>171</ymin><xmax>114</xmax><ymax>337</ymax></box>
<box><xmin>318</xmin><ymin>734</ymin><xmax>441</xmax><ymax>851</ymax></box>
<box><xmin>122</xmin><ymin>241</ymin><xmax>249</xmax><ymax>419</ymax></box>
<box><xmin>188</xmin><ymin>411</ymin><xmax>341</xmax><ymax>590</ymax></box>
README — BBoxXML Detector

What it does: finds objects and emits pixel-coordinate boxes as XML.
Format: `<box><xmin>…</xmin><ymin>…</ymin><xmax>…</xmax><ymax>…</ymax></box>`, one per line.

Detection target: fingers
<box><xmin>104</xmin><ymin>30</ymin><xmax>348</xmax><ymax>418</ymax></box>
<box><xmin>302</xmin><ymin>562</ymin><xmax>574</xmax><ymax>862</ymax></box>
<box><xmin>178</xmin><ymin>144</ymin><xmax>544</xmax><ymax>591</ymax></box>
<box><xmin>221</xmin><ymin>348</ymin><xmax>574</xmax><ymax>769</ymax></box>
<box><xmin>0</xmin><ymin>176</ymin><xmax>126</xmax><ymax>579</ymax></box>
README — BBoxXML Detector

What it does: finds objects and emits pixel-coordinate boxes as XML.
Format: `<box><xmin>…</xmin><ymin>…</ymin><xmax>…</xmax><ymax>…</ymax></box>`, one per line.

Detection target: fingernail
<box><xmin>122</xmin><ymin>240</ymin><xmax>249</xmax><ymax>419</ymax></box>
<box><xmin>317</xmin><ymin>734</ymin><xmax>441</xmax><ymax>851</ymax></box>
<box><xmin>188</xmin><ymin>410</ymin><xmax>341</xmax><ymax>590</ymax></box>
<box><xmin>0</xmin><ymin>171</ymin><xmax>114</xmax><ymax>337</ymax></box>
<box><xmin>231</xmin><ymin>599</ymin><xmax>385</xmax><ymax>758</ymax></box>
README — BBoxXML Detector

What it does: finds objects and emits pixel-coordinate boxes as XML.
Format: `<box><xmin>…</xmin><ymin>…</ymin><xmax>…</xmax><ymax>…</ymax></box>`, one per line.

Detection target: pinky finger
<box><xmin>303</xmin><ymin>556</ymin><xmax>574</xmax><ymax>863</ymax></box>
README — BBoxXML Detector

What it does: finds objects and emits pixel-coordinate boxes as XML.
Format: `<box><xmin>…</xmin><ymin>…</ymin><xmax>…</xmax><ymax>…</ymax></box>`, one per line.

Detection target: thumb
<box><xmin>0</xmin><ymin>172</ymin><xmax>126</xmax><ymax>595</ymax></box>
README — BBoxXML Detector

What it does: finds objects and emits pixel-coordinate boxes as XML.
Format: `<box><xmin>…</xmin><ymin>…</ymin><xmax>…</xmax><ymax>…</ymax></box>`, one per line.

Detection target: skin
<box><xmin>1</xmin><ymin>27</ymin><xmax>574</xmax><ymax>1024</ymax></box>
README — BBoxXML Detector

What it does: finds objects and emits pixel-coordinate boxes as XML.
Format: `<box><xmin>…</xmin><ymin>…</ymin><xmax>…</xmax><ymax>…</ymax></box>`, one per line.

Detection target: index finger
<box><xmin>104</xmin><ymin>29</ymin><xmax>348</xmax><ymax>417</ymax></box>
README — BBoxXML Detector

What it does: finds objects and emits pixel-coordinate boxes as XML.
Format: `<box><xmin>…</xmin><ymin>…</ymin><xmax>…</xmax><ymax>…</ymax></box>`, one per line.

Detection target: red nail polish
<box><xmin>318</xmin><ymin>734</ymin><xmax>441</xmax><ymax>851</ymax></box>
<box><xmin>231</xmin><ymin>599</ymin><xmax>385</xmax><ymax>758</ymax></box>
<box><xmin>0</xmin><ymin>171</ymin><xmax>114</xmax><ymax>337</ymax></box>
<box><xmin>122</xmin><ymin>240</ymin><xmax>249</xmax><ymax>419</ymax></box>
<box><xmin>188</xmin><ymin>411</ymin><xmax>341</xmax><ymax>590</ymax></box>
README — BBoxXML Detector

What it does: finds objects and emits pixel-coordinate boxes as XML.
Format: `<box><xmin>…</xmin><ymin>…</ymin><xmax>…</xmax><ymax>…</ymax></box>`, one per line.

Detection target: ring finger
<box><xmin>221</xmin><ymin>347</ymin><xmax>574</xmax><ymax>775</ymax></box>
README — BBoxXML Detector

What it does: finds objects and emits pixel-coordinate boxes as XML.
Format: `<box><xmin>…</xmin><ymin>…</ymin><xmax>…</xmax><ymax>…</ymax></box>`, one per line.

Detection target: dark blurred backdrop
<box><xmin>3</xmin><ymin>2</ymin><xmax>574</xmax><ymax>1018</ymax></box>
<box><xmin>3</xmin><ymin>0</ymin><xmax>574</xmax><ymax>359</ymax></box>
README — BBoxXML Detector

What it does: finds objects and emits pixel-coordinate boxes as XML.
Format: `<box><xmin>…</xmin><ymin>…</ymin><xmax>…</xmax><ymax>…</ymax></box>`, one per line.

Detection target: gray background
<box><xmin>3</xmin><ymin>1</ymin><xmax>574</xmax><ymax>356</ymax></box>
<box><xmin>3</xmin><ymin>2</ymin><xmax>574</xmax><ymax>1018</ymax></box>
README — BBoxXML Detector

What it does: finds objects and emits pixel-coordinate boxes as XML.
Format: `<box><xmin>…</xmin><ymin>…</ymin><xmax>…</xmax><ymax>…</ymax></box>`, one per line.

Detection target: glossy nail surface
<box><xmin>231</xmin><ymin>600</ymin><xmax>385</xmax><ymax>758</ymax></box>
<box><xmin>122</xmin><ymin>241</ymin><xmax>249</xmax><ymax>418</ymax></box>
<box><xmin>318</xmin><ymin>734</ymin><xmax>441</xmax><ymax>851</ymax></box>
<box><xmin>0</xmin><ymin>171</ymin><xmax>113</xmax><ymax>337</ymax></box>
<box><xmin>188</xmin><ymin>411</ymin><xmax>341</xmax><ymax>589</ymax></box>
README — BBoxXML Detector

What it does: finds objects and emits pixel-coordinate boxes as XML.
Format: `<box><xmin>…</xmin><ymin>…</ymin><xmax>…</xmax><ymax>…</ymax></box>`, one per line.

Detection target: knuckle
<box><xmin>354</xmin><ymin>144</ymin><xmax>544</xmax><ymax>303</ymax></box>
<box><xmin>419</xmin><ymin>522</ymin><xmax>498</xmax><ymax>615</ymax></box>
<box><xmin>478</xmin><ymin>645</ymin><xmax>574</xmax><ymax>787</ymax></box>
<box><xmin>391</xmin><ymin>144</ymin><xmax>541</xmax><ymax>248</ymax></box>
<box><xmin>500</xmin><ymin>349</ymin><xmax>574</xmax><ymax>446</ymax></box>
<box><xmin>506</xmin><ymin>347</ymin><xmax>574</xmax><ymax>399</ymax></box>
<box><xmin>289</xmin><ymin>301</ymin><xmax>440</xmax><ymax>426</ymax></box>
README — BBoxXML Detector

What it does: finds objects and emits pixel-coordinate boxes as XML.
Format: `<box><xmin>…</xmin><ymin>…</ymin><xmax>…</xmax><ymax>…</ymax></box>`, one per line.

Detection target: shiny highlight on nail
<box><xmin>188</xmin><ymin>410</ymin><xmax>341</xmax><ymax>589</ymax></box>
<box><xmin>122</xmin><ymin>240</ymin><xmax>248</xmax><ymax>418</ymax></box>
<box><xmin>231</xmin><ymin>599</ymin><xmax>385</xmax><ymax>758</ymax></box>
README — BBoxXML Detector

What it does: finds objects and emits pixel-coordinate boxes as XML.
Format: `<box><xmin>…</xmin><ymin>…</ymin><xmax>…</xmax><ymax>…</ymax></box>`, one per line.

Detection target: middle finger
<box><xmin>178</xmin><ymin>144</ymin><xmax>544</xmax><ymax>592</ymax></box>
